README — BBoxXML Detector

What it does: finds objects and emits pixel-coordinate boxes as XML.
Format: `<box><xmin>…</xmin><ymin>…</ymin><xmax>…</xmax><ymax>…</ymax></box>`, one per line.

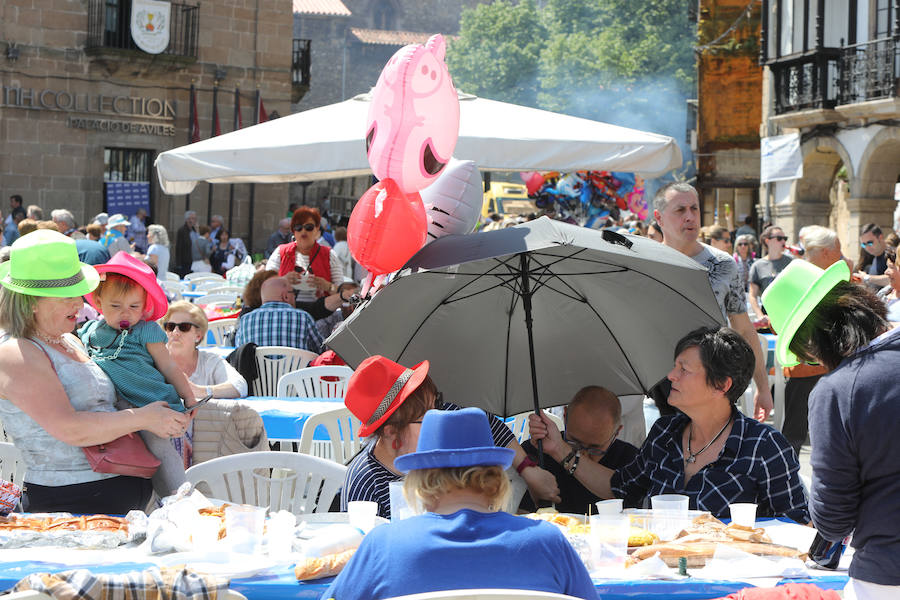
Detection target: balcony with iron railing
<box><xmin>85</xmin><ymin>0</ymin><xmax>199</xmax><ymax>62</ymax></box>
<box><xmin>292</xmin><ymin>39</ymin><xmax>311</xmax><ymax>103</ymax></box>
<box><xmin>838</xmin><ymin>36</ymin><xmax>900</xmax><ymax>105</ymax></box>
<box><xmin>768</xmin><ymin>36</ymin><xmax>900</xmax><ymax>122</ymax></box>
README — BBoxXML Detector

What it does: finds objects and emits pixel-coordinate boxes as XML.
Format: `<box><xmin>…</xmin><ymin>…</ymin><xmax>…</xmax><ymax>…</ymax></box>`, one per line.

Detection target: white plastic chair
<box><xmin>0</xmin><ymin>441</ymin><xmax>26</xmax><ymax>487</ymax></box>
<box><xmin>202</xmin><ymin>317</ymin><xmax>238</xmax><ymax>348</ymax></box>
<box><xmin>252</xmin><ymin>346</ymin><xmax>319</xmax><ymax>396</ymax></box>
<box><xmin>297</xmin><ymin>406</ymin><xmax>364</xmax><ymax>464</ymax></box>
<box><xmin>160</xmin><ymin>280</ymin><xmax>184</xmax><ymax>301</ymax></box>
<box><xmin>276</xmin><ymin>365</ymin><xmax>354</xmax><ymax>398</ymax></box>
<box><xmin>384</xmin><ymin>590</ymin><xmax>581</xmax><ymax>600</ymax></box>
<box><xmin>194</xmin><ymin>279</ymin><xmax>236</xmax><ymax>292</ymax></box>
<box><xmin>506</xmin><ymin>410</ymin><xmax>564</xmax><ymax>444</ymax></box>
<box><xmin>165</xmin><ymin>271</ymin><xmax>181</xmax><ymax>282</ymax></box>
<box><xmin>194</xmin><ymin>293</ymin><xmax>239</xmax><ymax>306</ymax></box>
<box><xmin>184</xmin><ymin>272</ymin><xmax>226</xmax><ymax>282</ymax></box>
<box><xmin>185</xmin><ymin>451</ymin><xmax>346</xmax><ymax>516</ymax></box>
<box><xmin>204</xmin><ymin>286</ymin><xmax>246</xmax><ymax>296</ymax></box>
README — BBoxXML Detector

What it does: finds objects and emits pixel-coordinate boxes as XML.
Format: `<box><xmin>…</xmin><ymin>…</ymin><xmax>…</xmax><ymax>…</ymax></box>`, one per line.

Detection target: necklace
<box><xmin>685</xmin><ymin>415</ymin><xmax>733</xmax><ymax>464</ymax></box>
<box><xmin>33</xmin><ymin>330</ymin><xmax>77</xmax><ymax>357</ymax></box>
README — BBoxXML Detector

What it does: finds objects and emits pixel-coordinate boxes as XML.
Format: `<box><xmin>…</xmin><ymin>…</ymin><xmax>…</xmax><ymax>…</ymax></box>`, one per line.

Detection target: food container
<box><xmin>624</xmin><ymin>508</ymin><xmax>709</xmax><ymax>541</ymax></box>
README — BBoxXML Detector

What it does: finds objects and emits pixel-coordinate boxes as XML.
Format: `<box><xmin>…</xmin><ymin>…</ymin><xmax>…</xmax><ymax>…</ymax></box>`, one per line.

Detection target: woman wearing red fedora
<box><xmin>324</xmin><ymin>408</ymin><xmax>598</xmax><ymax>600</ymax></box>
<box><xmin>341</xmin><ymin>355</ymin><xmax>560</xmax><ymax>519</ymax></box>
<box><xmin>0</xmin><ymin>230</ymin><xmax>190</xmax><ymax>513</ymax></box>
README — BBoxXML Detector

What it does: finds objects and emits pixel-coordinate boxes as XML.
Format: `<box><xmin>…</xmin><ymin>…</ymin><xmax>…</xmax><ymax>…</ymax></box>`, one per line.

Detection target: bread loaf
<box><xmin>295</xmin><ymin>549</ymin><xmax>356</xmax><ymax>580</ymax></box>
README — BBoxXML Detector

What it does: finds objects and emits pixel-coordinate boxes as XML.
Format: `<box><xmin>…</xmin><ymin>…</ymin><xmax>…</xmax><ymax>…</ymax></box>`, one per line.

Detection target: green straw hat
<box><xmin>0</xmin><ymin>230</ymin><xmax>100</xmax><ymax>298</ymax></box>
<box><xmin>761</xmin><ymin>259</ymin><xmax>850</xmax><ymax>367</ymax></box>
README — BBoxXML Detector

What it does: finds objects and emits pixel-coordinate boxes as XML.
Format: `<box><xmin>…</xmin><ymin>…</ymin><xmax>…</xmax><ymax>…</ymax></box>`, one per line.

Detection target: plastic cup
<box><xmin>594</xmin><ymin>499</ymin><xmax>624</xmax><ymax>515</ymax></box>
<box><xmin>729</xmin><ymin>503</ymin><xmax>758</xmax><ymax>528</ymax></box>
<box><xmin>388</xmin><ymin>481</ymin><xmax>416</xmax><ymax>521</ymax></box>
<box><xmin>265</xmin><ymin>510</ymin><xmax>296</xmax><ymax>556</ymax></box>
<box><xmin>348</xmin><ymin>500</ymin><xmax>379</xmax><ymax>532</ymax></box>
<box><xmin>650</xmin><ymin>494</ymin><xmax>689</xmax><ymax>541</ymax></box>
<box><xmin>224</xmin><ymin>504</ymin><xmax>266</xmax><ymax>553</ymax></box>
<box><xmin>589</xmin><ymin>514</ymin><xmax>630</xmax><ymax>569</ymax></box>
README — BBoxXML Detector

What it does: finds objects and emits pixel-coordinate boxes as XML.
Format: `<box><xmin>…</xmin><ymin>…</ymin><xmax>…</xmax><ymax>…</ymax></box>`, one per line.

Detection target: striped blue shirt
<box><xmin>234</xmin><ymin>301</ymin><xmax>323</xmax><ymax>352</ymax></box>
<box><xmin>611</xmin><ymin>409</ymin><xmax>810</xmax><ymax>522</ymax></box>
<box><xmin>341</xmin><ymin>401</ymin><xmax>516</xmax><ymax>519</ymax></box>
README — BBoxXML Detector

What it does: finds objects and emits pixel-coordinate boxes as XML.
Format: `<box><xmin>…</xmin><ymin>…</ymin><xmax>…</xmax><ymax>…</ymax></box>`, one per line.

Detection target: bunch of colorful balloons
<box><xmin>347</xmin><ymin>34</ymin><xmax>483</xmax><ymax>296</ymax></box>
<box><xmin>521</xmin><ymin>170</ymin><xmax>648</xmax><ymax>227</ymax></box>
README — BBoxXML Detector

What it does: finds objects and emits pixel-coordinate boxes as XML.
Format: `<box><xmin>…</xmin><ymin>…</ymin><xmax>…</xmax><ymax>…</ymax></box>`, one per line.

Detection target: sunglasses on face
<box><xmin>293</xmin><ymin>223</ymin><xmax>317</xmax><ymax>232</ymax></box>
<box><xmin>770</xmin><ymin>236</ymin><xmax>788</xmax><ymax>242</ymax></box>
<box><xmin>860</xmin><ymin>240</ymin><xmax>876</xmax><ymax>248</ymax></box>
<box><xmin>562</xmin><ymin>416</ymin><xmax>620</xmax><ymax>458</ymax></box>
<box><xmin>163</xmin><ymin>321</ymin><xmax>198</xmax><ymax>333</ymax></box>
<box><xmin>736</xmin><ymin>242</ymin><xmax>749</xmax><ymax>246</ymax></box>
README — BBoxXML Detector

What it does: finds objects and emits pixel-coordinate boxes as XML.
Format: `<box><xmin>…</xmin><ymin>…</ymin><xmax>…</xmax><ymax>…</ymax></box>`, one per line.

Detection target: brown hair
<box><xmin>86</xmin><ymin>223</ymin><xmax>104</xmax><ymax>240</ymax></box>
<box><xmin>17</xmin><ymin>219</ymin><xmax>37</xmax><ymax>236</ymax></box>
<box><xmin>242</xmin><ymin>269</ymin><xmax>278</xmax><ymax>310</ymax></box>
<box><xmin>93</xmin><ymin>273</ymin><xmax>146</xmax><ymax>307</ymax></box>
<box><xmin>290</xmin><ymin>206</ymin><xmax>321</xmax><ymax>231</ymax></box>
<box><xmin>375</xmin><ymin>374</ymin><xmax>438</xmax><ymax>439</ymax></box>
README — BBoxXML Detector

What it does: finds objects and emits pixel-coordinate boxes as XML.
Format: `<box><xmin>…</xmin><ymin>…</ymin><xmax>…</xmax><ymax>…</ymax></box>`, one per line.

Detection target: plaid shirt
<box><xmin>611</xmin><ymin>409</ymin><xmax>810</xmax><ymax>523</ymax></box>
<box><xmin>234</xmin><ymin>301</ymin><xmax>324</xmax><ymax>353</ymax></box>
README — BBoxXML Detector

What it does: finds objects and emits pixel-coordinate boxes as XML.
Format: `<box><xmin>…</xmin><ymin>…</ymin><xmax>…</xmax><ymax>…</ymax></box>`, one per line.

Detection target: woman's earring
<box><xmin>391</xmin><ymin>438</ymin><xmax>402</xmax><ymax>450</ymax></box>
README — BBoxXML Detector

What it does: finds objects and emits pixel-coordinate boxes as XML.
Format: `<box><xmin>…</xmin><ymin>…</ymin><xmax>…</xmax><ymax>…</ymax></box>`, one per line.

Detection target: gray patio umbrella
<box><xmin>327</xmin><ymin>217</ymin><xmax>724</xmax><ymax>421</ymax></box>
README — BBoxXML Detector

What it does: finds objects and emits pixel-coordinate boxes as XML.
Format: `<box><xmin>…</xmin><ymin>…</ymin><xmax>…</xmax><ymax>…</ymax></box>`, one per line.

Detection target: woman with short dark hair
<box><xmin>529</xmin><ymin>326</ymin><xmax>810</xmax><ymax>521</ymax></box>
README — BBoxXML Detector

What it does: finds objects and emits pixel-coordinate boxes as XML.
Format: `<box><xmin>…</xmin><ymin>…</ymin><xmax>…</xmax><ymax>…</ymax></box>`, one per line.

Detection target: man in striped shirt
<box><xmin>234</xmin><ymin>276</ymin><xmax>323</xmax><ymax>352</ymax></box>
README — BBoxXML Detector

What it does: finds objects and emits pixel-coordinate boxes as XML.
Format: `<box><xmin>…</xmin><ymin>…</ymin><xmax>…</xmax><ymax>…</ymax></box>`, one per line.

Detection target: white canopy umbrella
<box><xmin>156</xmin><ymin>92</ymin><xmax>682</xmax><ymax>195</ymax></box>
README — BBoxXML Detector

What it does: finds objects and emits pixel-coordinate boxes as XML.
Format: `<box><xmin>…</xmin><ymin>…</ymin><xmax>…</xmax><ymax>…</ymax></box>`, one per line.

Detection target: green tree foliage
<box><xmin>448</xmin><ymin>0</ymin><xmax>696</xmax><ymax>139</ymax></box>
<box><xmin>445</xmin><ymin>0</ymin><xmax>546</xmax><ymax>107</ymax></box>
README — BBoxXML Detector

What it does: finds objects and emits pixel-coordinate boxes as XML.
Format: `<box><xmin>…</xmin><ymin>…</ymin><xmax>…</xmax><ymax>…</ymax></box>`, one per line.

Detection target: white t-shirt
<box><xmin>147</xmin><ymin>244</ymin><xmax>170</xmax><ymax>280</ymax></box>
<box><xmin>690</xmin><ymin>243</ymin><xmax>747</xmax><ymax>321</ymax></box>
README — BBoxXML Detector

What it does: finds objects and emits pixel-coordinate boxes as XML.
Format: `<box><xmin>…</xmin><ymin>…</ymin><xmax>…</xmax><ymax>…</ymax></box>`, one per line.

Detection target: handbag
<box><xmin>82</xmin><ymin>433</ymin><xmax>161</xmax><ymax>479</ymax></box>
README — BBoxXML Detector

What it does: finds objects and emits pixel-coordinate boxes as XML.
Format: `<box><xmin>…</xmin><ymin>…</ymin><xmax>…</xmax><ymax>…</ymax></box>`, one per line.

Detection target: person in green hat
<box><xmin>762</xmin><ymin>260</ymin><xmax>898</xmax><ymax>598</ymax></box>
<box><xmin>0</xmin><ymin>229</ymin><xmax>190</xmax><ymax>514</ymax></box>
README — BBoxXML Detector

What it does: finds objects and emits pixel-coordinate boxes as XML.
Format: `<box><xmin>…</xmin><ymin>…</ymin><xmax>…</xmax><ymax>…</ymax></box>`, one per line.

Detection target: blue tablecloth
<box><xmin>0</xmin><ymin>558</ymin><xmax>848</xmax><ymax>600</ymax></box>
<box><xmin>243</xmin><ymin>396</ymin><xmax>345</xmax><ymax>441</ymax></box>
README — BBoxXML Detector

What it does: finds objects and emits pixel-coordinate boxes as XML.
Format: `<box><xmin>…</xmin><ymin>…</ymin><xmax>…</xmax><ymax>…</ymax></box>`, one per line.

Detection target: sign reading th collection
<box><xmin>0</xmin><ymin>86</ymin><xmax>177</xmax><ymax>137</ymax></box>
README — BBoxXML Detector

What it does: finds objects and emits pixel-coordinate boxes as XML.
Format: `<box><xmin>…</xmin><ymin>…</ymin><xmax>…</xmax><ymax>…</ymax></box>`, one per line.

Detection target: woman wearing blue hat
<box><xmin>322</xmin><ymin>407</ymin><xmax>597</xmax><ymax>600</ymax></box>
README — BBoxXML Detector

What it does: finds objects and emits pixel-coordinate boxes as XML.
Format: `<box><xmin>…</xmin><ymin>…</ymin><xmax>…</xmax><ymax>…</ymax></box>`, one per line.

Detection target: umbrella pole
<box><xmin>518</xmin><ymin>253</ymin><xmax>545</xmax><ymax>469</ymax></box>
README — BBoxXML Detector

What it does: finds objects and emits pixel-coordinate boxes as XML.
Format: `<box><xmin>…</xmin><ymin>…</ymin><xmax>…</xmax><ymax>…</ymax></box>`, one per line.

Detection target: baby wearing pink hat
<box><xmin>77</xmin><ymin>252</ymin><xmax>204</xmax><ymax>497</ymax></box>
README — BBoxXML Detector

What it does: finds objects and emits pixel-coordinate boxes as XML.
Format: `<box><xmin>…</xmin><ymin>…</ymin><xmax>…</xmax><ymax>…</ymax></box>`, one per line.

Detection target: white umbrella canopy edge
<box><xmin>155</xmin><ymin>92</ymin><xmax>683</xmax><ymax>194</ymax></box>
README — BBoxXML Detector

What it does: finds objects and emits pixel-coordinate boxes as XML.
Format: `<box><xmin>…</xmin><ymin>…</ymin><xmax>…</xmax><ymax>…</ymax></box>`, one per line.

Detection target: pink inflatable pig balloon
<box><xmin>366</xmin><ymin>34</ymin><xmax>460</xmax><ymax>195</ymax></box>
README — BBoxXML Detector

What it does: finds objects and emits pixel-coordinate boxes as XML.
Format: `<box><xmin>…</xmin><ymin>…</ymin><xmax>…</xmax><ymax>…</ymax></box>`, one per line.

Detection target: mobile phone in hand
<box><xmin>189</xmin><ymin>394</ymin><xmax>213</xmax><ymax>413</ymax></box>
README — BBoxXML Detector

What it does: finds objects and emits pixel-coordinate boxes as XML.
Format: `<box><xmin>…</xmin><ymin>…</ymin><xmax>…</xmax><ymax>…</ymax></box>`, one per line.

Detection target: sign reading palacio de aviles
<box><xmin>1</xmin><ymin>85</ymin><xmax>177</xmax><ymax>137</ymax></box>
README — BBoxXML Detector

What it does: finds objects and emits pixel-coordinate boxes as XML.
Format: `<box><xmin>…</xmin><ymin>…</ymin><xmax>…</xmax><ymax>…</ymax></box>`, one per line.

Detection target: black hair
<box><xmin>789</xmin><ymin>281</ymin><xmax>889</xmax><ymax>371</ymax></box>
<box><xmin>9</xmin><ymin>195</ymin><xmax>22</xmax><ymax>206</ymax></box>
<box><xmin>860</xmin><ymin>223</ymin><xmax>882</xmax><ymax>237</ymax></box>
<box><xmin>674</xmin><ymin>326</ymin><xmax>754</xmax><ymax>405</ymax></box>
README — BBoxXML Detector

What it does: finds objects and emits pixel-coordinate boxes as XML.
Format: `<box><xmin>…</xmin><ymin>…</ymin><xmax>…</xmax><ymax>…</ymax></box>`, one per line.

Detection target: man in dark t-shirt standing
<box><xmin>520</xmin><ymin>386</ymin><xmax>639</xmax><ymax>513</ymax></box>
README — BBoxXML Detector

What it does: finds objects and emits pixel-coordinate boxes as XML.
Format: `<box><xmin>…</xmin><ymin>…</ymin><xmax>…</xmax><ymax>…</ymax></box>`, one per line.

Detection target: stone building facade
<box><xmin>1</xmin><ymin>0</ymin><xmax>293</xmax><ymax>252</ymax></box>
<box><xmin>760</xmin><ymin>0</ymin><xmax>899</xmax><ymax>258</ymax></box>
<box><xmin>696</xmin><ymin>0</ymin><xmax>763</xmax><ymax>231</ymax></box>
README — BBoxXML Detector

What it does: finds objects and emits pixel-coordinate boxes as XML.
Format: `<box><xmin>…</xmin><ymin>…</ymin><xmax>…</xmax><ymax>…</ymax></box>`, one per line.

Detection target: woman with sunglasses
<box><xmin>748</xmin><ymin>225</ymin><xmax>793</xmax><ymax>328</ymax></box>
<box><xmin>264</xmin><ymin>206</ymin><xmax>353</xmax><ymax>320</ymax></box>
<box><xmin>160</xmin><ymin>301</ymin><xmax>247</xmax><ymax>400</ymax></box>
<box><xmin>733</xmin><ymin>233</ymin><xmax>757</xmax><ymax>291</ymax></box>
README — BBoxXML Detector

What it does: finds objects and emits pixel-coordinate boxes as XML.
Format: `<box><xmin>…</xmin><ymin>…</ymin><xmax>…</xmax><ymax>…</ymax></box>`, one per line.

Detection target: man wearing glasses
<box><xmin>519</xmin><ymin>386</ymin><xmax>638</xmax><ymax>514</ymax></box>
<box><xmin>855</xmin><ymin>223</ymin><xmax>890</xmax><ymax>289</ymax></box>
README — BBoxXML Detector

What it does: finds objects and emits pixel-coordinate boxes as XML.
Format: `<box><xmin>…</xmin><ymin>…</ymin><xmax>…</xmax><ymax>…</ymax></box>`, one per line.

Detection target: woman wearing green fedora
<box><xmin>762</xmin><ymin>260</ymin><xmax>898</xmax><ymax>600</ymax></box>
<box><xmin>0</xmin><ymin>230</ymin><xmax>191</xmax><ymax>514</ymax></box>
